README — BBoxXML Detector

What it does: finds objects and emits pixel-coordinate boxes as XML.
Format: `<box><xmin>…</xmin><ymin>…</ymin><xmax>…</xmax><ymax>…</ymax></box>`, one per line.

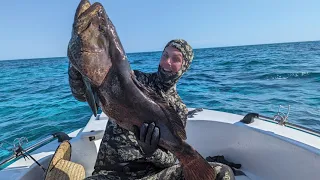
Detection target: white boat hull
<box><xmin>1</xmin><ymin>108</ymin><xmax>319</xmax><ymax>180</ymax></box>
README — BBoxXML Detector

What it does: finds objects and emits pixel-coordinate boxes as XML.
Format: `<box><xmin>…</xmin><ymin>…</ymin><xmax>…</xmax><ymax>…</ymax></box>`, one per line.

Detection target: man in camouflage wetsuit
<box><xmin>68</xmin><ymin>39</ymin><xmax>235</xmax><ymax>180</ymax></box>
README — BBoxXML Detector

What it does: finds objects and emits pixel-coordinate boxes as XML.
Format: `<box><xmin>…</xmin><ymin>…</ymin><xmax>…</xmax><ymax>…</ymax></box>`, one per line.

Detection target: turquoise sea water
<box><xmin>0</xmin><ymin>41</ymin><xmax>320</xmax><ymax>162</ymax></box>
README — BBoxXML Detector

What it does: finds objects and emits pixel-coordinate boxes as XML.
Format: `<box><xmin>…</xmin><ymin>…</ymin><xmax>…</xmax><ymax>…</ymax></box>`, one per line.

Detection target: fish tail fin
<box><xmin>182</xmin><ymin>155</ymin><xmax>216</xmax><ymax>180</ymax></box>
<box><xmin>177</xmin><ymin>142</ymin><xmax>216</xmax><ymax>180</ymax></box>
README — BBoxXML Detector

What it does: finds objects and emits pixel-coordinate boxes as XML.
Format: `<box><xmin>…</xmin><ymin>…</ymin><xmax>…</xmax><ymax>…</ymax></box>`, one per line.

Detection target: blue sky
<box><xmin>0</xmin><ymin>0</ymin><xmax>319</xmax><ymax>60</ymax></box>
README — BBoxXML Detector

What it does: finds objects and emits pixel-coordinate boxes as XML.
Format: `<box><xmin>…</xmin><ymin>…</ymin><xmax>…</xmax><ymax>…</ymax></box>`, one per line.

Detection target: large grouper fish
<box><xmin>67</xmin><ymin>0</ymin><xmax>216</xmax><ymax>179</ymax></box>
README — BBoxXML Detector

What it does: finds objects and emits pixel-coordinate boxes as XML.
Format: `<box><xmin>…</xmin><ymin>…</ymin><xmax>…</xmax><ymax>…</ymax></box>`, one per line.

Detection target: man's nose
<box><xmin>165</xmin><ymin>57</ymin><xmax>172</xmax><ymax>65</ymax></box>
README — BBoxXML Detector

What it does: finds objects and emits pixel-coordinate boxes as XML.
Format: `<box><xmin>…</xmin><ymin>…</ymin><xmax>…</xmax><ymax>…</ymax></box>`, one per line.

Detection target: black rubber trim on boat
<box><xmin>206</xmin><ymin>155</ymin><xmax>245</xmax><ymax>176</ymax></box>
<box><xmin>240</xmin><ymin>113</ymin><xmax>259</xmax><ymax>124</ymax></box>
<box><xmin>52</xmin><ymin>132</ymin><xmax>72</xmax><ymax>142</ymax></box>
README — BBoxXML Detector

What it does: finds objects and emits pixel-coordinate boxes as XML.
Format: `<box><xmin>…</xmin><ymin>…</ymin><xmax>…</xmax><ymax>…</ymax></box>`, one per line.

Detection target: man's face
<box><xmin>159</xmin><ymin>46</ymin><xmax>183</xmax><ymax>73</ymax></box>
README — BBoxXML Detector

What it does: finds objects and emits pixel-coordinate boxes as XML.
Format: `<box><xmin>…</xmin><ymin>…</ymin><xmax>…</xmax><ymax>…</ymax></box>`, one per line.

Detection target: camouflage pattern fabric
<box><xmin>85</xmin><ymin>120</ymin><xmax>177</xmax><ymax>180</ymax></box>
<box><xmin>68</xmin><ymin>39</ymin><xmax>234</xmax><ymax>180</ymax></box>
<box><xmin>139</xmin><ymin>162</ymin><xmax>234</xmax><ymax>180</ymax></box>
<box><xmin>85</xmin><ymin>120</ymin><xmax>234</xmax><ymax>180</ymax></box>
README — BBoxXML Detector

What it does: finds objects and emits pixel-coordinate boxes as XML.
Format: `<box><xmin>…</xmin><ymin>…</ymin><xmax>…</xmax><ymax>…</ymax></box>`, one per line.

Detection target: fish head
<box><xmin>68</xmin><ymin>0</ymin><xmax>113</xmax><ymax>117</ymax></box>
<box><xmin>68</xmin><ymin>0</ymin><xmax>112</xmax><ymax>87</ymax></box>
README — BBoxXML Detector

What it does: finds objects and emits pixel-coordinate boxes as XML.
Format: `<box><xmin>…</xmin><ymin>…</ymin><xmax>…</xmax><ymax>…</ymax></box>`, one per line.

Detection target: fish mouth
<box><xmin>75</xmin><ymin>2</ymin><xmax>106</xmax><ymax>35</ymax></box>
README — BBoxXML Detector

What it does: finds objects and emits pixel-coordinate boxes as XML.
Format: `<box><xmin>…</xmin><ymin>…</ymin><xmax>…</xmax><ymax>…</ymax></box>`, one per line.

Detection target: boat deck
<box><xmin>1</xmin><ymin>108</ymin><xmax>319</xmax><ymax>180</ymax></box>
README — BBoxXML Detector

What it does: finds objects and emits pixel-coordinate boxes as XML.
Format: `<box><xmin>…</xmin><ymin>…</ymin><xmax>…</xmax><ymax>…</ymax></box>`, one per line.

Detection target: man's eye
<box><xmin>172</xmin><ymin>57</ymin><xmax>180</xmax><ymax>62</ymax></box>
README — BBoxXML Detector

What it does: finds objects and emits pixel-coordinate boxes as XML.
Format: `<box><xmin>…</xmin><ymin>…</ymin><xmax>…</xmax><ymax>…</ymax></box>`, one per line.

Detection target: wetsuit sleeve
<box><xmin>68</xmin><ymin>63</ymin><xmax>86</xmax><ymax>102</ymax></box>
<box><xmin>172</xmin><ymin>94</ymin><xmax>188</xmax><ymax>128</ymax></box>
<box><xmin>92</xmin><ymin>120</ymin><xmax>177</xmax><ymax>178</ymax></box>
<box><xmin>133</xmin><ymin>70</ymin><xmax>157</xmax><ymax>88</ymax></box>
<box><xmin>146</xmin><ymin>148</ymin><xmax>178</xmax><ymax>168</ymax></box>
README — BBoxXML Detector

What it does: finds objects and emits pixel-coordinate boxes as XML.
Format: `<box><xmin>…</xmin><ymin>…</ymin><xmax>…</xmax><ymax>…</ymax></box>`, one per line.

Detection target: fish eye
<box><xmin>99</xmin><ymin>25</ymin><xmax>106</xmax><ymax>33</ymax></box>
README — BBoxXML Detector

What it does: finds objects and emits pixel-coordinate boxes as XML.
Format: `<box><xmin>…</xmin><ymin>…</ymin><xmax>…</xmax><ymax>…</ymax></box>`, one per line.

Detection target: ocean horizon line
<box><xmin>1</xmin><ymin>39</ymin><xmax>319</xmax><ymax>62</ymax></box>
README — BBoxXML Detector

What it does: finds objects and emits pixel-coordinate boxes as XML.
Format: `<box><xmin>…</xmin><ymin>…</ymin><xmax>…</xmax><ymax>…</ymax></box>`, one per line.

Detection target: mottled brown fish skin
<box><xmin>68</xmin><ymin>0</ymin><xmax>111</xmax><ymax>87</ymax></box>
<box><xmin>68</xmin><ymin>1</ymin><xmax>216</xmax><ymax>179</ymax></box>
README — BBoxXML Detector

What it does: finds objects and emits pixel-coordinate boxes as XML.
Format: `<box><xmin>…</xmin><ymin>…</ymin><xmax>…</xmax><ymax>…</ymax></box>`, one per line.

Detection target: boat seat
<box><xmin>44</xmin><ymin>140</ymin><xmax>85</xmax><ymax>180</ymax></box>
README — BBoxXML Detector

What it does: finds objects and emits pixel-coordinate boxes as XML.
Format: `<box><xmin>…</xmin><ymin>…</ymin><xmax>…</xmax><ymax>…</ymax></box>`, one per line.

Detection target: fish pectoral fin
<box><xmin>130</xmin><ymin>73</ymin><xmax>186</xmax><ymax>140</ymax></box>
<box><xmin>158</xmin><ymin>102</ymin><xmax>187</xmax><ymax>141</ymax></box>
<box><xmin>83</xmin><ymin>77</ymin><xmax>98</xmax><ymax>117</ymax></box>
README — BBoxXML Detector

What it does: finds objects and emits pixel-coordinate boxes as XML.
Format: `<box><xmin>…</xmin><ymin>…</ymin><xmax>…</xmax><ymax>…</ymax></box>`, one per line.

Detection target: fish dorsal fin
<box><xmin>130</xmin><ymin>73</ymin><xmax>186</xmax><ymax>140</ymax></box>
